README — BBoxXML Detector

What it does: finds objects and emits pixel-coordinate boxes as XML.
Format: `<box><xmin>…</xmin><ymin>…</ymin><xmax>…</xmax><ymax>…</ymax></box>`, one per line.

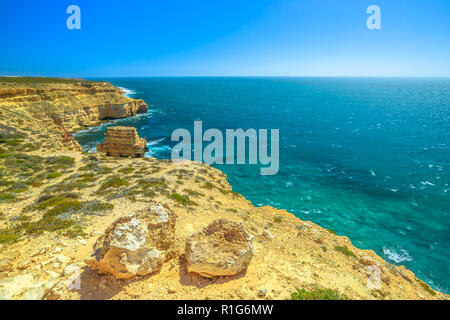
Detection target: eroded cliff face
<box><xmin>0</xmin><ymin>79</ymin><xmax>148</xmax><ymax>152</ymax></box>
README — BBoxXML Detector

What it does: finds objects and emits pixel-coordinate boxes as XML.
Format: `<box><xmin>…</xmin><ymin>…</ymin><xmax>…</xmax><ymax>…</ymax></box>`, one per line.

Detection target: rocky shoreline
<box><xmin>0</xmin><ymin>77</ymin><xmax>447</xmax><ymax>300</ymax></box>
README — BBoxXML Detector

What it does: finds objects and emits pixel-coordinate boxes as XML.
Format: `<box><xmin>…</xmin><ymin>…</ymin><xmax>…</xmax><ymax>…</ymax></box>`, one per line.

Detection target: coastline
<box><xmin>0</xmin><ymin>78</ymin><xmax>447</xmax><ymax>300</ymax></box>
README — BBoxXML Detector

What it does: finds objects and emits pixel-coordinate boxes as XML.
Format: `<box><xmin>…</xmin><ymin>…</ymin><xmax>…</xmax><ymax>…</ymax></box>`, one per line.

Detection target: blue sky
<box><xmin>0</xmin><ymin>0</ymin><xmax>449</xmax><ymax>77</ymax></box>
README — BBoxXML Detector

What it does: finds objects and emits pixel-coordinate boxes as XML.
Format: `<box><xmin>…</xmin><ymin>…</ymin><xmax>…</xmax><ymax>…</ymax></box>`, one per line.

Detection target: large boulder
<box><xmin>86</xmin><ymin>204</ymin><xmax>175</xmax><ymax>279</ymax></box>
<box><xmin>185</xmin><ymin>219</ymin><xmax>254</xmax><ymax>278</ymax></box>
<box><xmin>97</xmin><ymin>126</ymin><xmax>148</xmax><ymax>158</ymax></box>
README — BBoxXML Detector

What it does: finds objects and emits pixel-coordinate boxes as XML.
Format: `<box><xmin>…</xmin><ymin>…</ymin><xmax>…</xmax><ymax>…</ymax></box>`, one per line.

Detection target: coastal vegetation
<box><xmin>290</xmin><ymin>288</ymin><xmax>348</xmax><ymax>300</ymax></box>
<box><xmin>0</xmin><ymin>76</ymin><xmax>90</xmax><ymax>84</ymax></box>
<box><xmin>334</xmin><ymin>246</ymin><xmax>357</xmax><ymax>258</ymax></box>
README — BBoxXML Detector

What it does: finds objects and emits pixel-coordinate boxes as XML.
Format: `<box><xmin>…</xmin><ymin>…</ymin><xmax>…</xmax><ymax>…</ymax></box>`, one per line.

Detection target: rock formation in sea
<box><xmin>96</xmin><ymin>126</ymin><xmax>149</xmax><ymax>158</ymax></box>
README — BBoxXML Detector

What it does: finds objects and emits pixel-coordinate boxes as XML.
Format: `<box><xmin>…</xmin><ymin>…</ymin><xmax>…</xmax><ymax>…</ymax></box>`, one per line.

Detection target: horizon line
<box><xmin>2</xmin><ymin>75</ymin><xmax>450</xmax><ymax>79</ymax></box>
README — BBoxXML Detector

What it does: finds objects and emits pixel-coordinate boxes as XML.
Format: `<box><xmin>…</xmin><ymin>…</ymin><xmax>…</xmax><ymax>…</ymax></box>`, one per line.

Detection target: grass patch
<box><xmin>169</xmin><ymin>193</ymin><xmax>198</xmax><ymax>207</ymax></box>
<box><xmin>415</xmin><ymin>279</ymin><xmax>436</xmax><ymax>296</ymax></box>
<box><xmin>14</xmin><ymin>197</ymin><xmax>111</xmax><ymax>238</ymax></box>
<box><xmin>46</xmin><ymin>172</ymin><xmax>62</xmax><ymax>179</ymax></box>
<box><xmin>0</xmin><ymin>193</ymin><xmax>17</xmax><ymax>203</ymax></box>
<box><xmin>334</xmin><ymin>246</ymin><xmax>357</xmax><ymax>258</ymax></box>
<box><xmin>79</xmin><ymin>200</ymin><xmax>114</xmax><ymax>215</ymax></box>
<box><xmin>118</xmin><ymin>167</ymin><xmax>135</xmax><ymax>174</ymax></box>
<box><xmin>35</xmin><ymin>194</ymin><xmax>79</xmax><ymax>211</ymax></box>
<box><xmin>0</xmin><ymin>229</ymin><xmax>20</xmax><ymax>244</ymax></box>
<box><xmin>3</xmin><ymin>154</ymin><xmax>45</xmax><ymax>176</ymax></box>
<box><xmin>69</xmin><ymin>172</ymin><xmax>96</xmax><ymax>183</ymax></box>
<box><xmin>46</xmin><ymin>199</ymin><xmax>82</xmax><ymax>216</ymax></box>
<box><xmin>184</xmin><ymin>189</ymin><xmax>203</xmax><ymax>198</ymax></box>
<box><xmin>290</xmin><ymin>288</ymin><xmax>347</xmax><ymax>300</ymax></box>
<box><xmin>45</xmin><ymin>156</ymin><xmax>75</xmax><ymax>168</ymax></box>
<box><xmin>99</xmin><ymin>176</ymin><xmax>129</xmax><ymax>191</ymax></box>
<box><xmin>273</xmin><ymin>216</ymin><xmax>283</xmax><ymax>223</ymax></box>
<box><xmin>136</xmin><ymin>178</ymin><xmax>166</xmax><ymax>191</ymax></box>
<box><xmin>0</xmin><ymin>179</ymin><xmax>13</xmax><ymax>187</ymax></box>
<box><xmin>201</xmin><ymin>182</ymin><xmax>215</xmax><ymax>190</ymax></box>
<box><xmin>0</xmin><ymin>154</ymin><xmax>13</xmax><ymax>158</ymax></box>
<box><xmin>0</xmin><ymin>138</ymin><xmax>23</xmax><ymax>146</ymax></box>
<box><xmin>10</xmin><ymin>187</ymin><xmax>28</xmax><ymax>193</ymax></box>
<box><xmin>79</xmin><ymin>162</ymin><xmax>112</xmax><ymax>174</ymax></box>
<box><xmin>44</xmin><ymin>180</ymin><xmax>89</xmax><ymax>193</ymax></box>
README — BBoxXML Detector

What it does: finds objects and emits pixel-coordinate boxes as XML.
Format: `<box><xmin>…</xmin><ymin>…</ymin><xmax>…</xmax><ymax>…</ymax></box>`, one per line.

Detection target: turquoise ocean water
<box><xmin>75</xmin><ymin>77</ymin><xmax>450</xmax><ymax>293</ymax></box>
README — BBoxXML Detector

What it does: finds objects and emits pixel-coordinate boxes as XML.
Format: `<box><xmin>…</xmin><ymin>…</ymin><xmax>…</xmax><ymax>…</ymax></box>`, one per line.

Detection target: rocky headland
<box><xmin>0</xmin><ymin>77</ymin><xmax>447</xmax><ymax>300</ymax></box>
<box><xmin>0</xmin><ymin>77</ymin><xmax>148</xmax><ymax>152</ymax></box>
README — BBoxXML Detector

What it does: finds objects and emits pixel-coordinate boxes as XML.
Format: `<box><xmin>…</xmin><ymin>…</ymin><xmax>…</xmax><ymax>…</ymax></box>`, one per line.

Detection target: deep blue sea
<box><xmin>76</xmin><ymin>77</ymin><xmax>450</xmax><ymax>293</ymax></box>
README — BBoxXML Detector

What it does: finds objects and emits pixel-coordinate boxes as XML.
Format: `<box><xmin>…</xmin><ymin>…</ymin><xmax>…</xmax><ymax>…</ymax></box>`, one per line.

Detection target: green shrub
<box><xmin>99</xmin><ymin>176</ymin><xmax>129</xmax><ymax>191</ymax></box>
<box><xmin>46</xmin><ymin>172</ymin><xmax>62</xmax><ymax>179</ymax></box>
<box><xmin>273</xmin><ymin>216</ymin><xmax>283</xmax><ymax>223</ymax></box>
<box><xmin>118</xmin><ymin>167</ymin><xmax>135</xmax><ymax>174</ymax></box>
<box><xmin>169</xmin><ymin>193</ymin><xmax>198</xmax><ymax>206</ymax></box>
<box><xmin>80</xmin><ymin>200</ymin><xmax>114</xmax><ymax>215</ymax></box>
<box><xmin>0</xmin><ymin>139</ymin><xmax>23</xmax><ymax>146</ymax></box>
<box><xmin>201</xmin><ymin>182</ymin><xmax>215</xmax><ymax>190</ymax></box>
<box><xmin>36</xmin><ymin>194</ymin><xmax>78</xmax><ymax>210</ymax></box>
<box><xmin>142</xmin><ymin>190</ymin><xmax>156</xmax><ymax>198</ymax></box>
<box><xmin>46</xmin><ymin>199</ymin><xmax>82</xmax><ymax>217</ymax></box>
<box><xmin>415</xmin><ymin>279</ymin><xmax>436</xmax><ymax>296</ymax></box>
<box><xmin>0</xmin><ymin>179</ymin><xmax>13</xmax><ymax>187</ymax></box>
<box><xmin>44</xmin><ymin>180</ymin><xmax>89</xmax><ymax>193</ymax></box>
<box><xmin>290</xmin><ymin>288</ymin><xmax>347</xmax><ymax>300</ymax></box>
<box><xmin>184</xmin><ymin>189</ymin><xmax>203</xmax><ymax>198</ymax></box>
<box><xmin>326</xmin><ymin>228</ymin><xmax>337</xmax><ymax>235</ymax></box>
<box><xmin>0</xmin><ymin>229</ymin><xmax>20</xmax><ymax>244</ymax></box>
<box><xmin>11</xmin><ymin>187</ymin><xmax>28</xmax><ymax>193</ymax></box>
<box><xmin>334</xmin><ymin>246</ymin><xmax>357</xmax><ymax>258</ymax></box>
<box><xmin>0</xmin><ymin>193</ymin><xmax>16</xmax><ymax>202</ymax></box>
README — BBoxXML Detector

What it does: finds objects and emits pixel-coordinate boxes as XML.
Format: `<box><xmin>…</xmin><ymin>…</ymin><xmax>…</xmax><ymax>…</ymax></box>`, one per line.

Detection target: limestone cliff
<box><xmin>0</xmin><ymin>78</ymin><xmax>148</xmax><ymax>152</ymax></box>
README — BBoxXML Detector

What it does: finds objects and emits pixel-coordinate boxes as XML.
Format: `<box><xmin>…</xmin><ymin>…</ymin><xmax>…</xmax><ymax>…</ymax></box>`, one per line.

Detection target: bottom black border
<box><xmin>1</xmin><ymin>299</ymin><xmax>447</xmax><ymax>318</ymax></box>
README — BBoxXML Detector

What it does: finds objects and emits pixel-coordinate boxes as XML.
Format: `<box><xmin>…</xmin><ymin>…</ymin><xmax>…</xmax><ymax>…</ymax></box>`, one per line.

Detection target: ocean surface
<box><xmin>75</xmin><ymin>77</ymin><xmax>450</xmax><ymax>293</ymax></box>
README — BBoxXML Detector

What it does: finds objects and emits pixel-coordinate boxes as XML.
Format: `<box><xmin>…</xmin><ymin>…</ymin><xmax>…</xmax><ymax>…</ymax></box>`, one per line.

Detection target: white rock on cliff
<box><xmin>185</xmin><ymin>219</ymin><xmax>254</xmax><ymax>278</ymax></box>
<box><xmin>86</xmin><ymin>204</ymin><xmax>175</xmax><ymax>279</ymax></box>
<box><xmin>0</xmin><ymin>273</ymin><xmax>58</xmax><ymax>300</ymax></box>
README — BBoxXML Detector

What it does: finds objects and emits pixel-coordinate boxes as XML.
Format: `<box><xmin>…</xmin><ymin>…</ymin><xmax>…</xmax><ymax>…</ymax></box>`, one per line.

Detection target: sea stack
<box><xmin>97</xmin><ymin>126</ymin><xmax>148</xmax><ymax>157</ymax></box>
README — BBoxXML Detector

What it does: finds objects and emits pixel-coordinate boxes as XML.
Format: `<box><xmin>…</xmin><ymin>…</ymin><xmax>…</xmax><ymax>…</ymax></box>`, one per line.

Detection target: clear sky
<box><xmin>0</xmin><ymin>0</ymin><xmax>449</xmax><ymax>77</ymax></box>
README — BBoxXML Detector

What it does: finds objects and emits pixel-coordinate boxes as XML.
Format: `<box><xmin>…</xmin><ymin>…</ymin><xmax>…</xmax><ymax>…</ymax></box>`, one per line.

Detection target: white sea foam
<box><xmin>383</xmin><ymin>247</ymin><xmax>413</xmax><ymax>263</ymax></box>
<box><xmin>118</xmin><ymin>86</ymin><xmax>138</xmax><ymax>98</ymax></box>
<box><xmin>146</xmin><ymin>145</ymin><xmax>171</xmax><ymax>157</ymax></box>
<box><xmin>147</xmin><ymin>138</ymin><xmax>166</xmax><ymax>146</ymax></box>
